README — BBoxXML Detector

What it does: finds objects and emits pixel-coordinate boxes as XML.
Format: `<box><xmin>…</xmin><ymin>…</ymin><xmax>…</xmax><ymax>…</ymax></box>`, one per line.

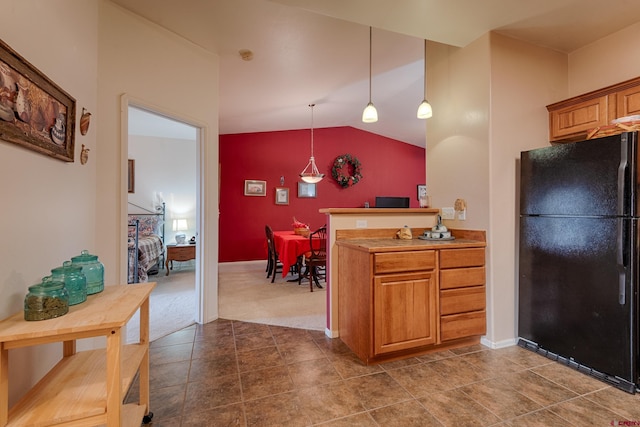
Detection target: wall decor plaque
<box><xmin>0</xmin><ymin>38</ymin><xmax>76</xmax><ymax>162</ymax></box>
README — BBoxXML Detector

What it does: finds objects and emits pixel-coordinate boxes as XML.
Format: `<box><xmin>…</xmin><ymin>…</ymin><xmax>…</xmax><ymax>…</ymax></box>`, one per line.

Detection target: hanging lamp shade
<box><xmin>300</xmin><ymin>104</ymin><xmax>324</xmax><ymax>183</ymax></box>
<box><xmin>417</xmin><ymin>39</ymin><xmax>433</xmax><ymax>119</ymax></box>
<box><xmin>362</xmin><ymin>26</ymin><xmax>378</xmax><ymax>123</ymax></box>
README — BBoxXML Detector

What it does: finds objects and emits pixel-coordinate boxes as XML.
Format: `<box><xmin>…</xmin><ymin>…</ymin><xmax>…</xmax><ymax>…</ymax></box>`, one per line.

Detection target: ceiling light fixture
<box><xmin>417</xmin><ymin>39</ymin><xmax>433</xmax><ymax>119</ymax></box>
<box><xmin>300</xmin><ymin>103</ymin><xmax>324</xmax><ymax>183</ymax></box>
<box><xmin>362</xmin><ymin>26</ymin><xmax>378</xmax><ymax>123</ymax></box>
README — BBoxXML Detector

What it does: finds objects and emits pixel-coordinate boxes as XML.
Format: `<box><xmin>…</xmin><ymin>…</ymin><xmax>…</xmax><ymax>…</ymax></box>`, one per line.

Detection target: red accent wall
<box><xmin>219</xmin><ymin>126</ymin><xmax>425</xmax><ymax>262</ymax></box>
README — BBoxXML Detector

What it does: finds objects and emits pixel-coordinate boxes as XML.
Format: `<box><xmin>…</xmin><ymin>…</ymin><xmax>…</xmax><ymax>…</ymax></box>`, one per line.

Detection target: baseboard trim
<box><xmin>480</xmin><ymin>336</ymin><xmax>518</xmax><ymax>349</ymax></box>
<box><xmin>325</xmin><ymin>327</ymin><xmax>339</xmax><ymax>338</ymax></box>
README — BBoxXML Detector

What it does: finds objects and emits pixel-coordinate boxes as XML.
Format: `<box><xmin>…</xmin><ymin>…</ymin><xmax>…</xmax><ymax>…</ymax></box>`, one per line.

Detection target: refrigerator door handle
<box><xmin>617</xmin><ymin>220</ymin><xmax>626</xmax><ymax>266</ymax></box>
<box><xmin>616</xmin><ymin>217</ymin><xmax>628</xmax><ymax>305</ymax></box>
<box><xmin>618</xmin><ymin>151</ymin><xmax>628</xmax><ymax>216</ymax></box>
<box><xmin>619</xmin><ymin>272</ymin><xmax>626</xmax><ymax>305</ymax></box>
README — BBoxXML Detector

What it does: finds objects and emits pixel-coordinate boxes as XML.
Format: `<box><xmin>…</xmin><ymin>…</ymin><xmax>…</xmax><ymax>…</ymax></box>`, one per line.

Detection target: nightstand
<box><xmin>165</xmin><ymin>244</ymin><xmax>196</xmax><ymax>276</ymax></box>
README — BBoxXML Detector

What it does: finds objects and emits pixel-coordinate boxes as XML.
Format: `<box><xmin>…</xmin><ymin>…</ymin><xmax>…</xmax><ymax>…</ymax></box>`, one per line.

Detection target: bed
<box><xmin>128</xmin><ymin>202</ymin><xmax>165</xmax><ymax>283</ymax></box>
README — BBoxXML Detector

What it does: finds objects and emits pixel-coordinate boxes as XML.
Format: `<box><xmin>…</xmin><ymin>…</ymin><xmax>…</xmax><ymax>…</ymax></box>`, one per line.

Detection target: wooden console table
<box><xmin>0</xmin><ymin>282</ymin><xmax>155</xmax><ymax>427</ymax></box>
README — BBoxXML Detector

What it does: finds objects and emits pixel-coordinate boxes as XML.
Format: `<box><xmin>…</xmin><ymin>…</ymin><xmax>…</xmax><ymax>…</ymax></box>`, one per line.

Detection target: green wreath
<box><xmin>332</xmin><ymin>154</ymin><xmax>362</xmax><ymax>188</ymax></box>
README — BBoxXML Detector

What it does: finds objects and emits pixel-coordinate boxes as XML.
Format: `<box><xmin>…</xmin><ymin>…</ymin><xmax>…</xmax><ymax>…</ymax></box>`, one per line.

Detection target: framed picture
<box><xmin>244</xmin><ymin>179</ymin><xmax>266</xmax><ymax>196</ymax></box>
<box><xmin>0</xmin><ymin>39</ymin><xmax>76</xmax><ymax>162</ymax></box>
<box><xmin>128</xmin><ymin>159</ymin><xmax>135</xmax><ymax>193</ymax></box>
<box><xmin>298</xmin><ymin>182</ymin><xmax>317</xmax><ymax>198</ymax></box>
<box><xmin>417</xmin><ymin>184</ymin><xmax>427</xmax><ymax>201</ymax></box>
<box><xmin>275</xmin><ymin>187</ymin><xmax>289</xmax><ymax>205</ymax></box>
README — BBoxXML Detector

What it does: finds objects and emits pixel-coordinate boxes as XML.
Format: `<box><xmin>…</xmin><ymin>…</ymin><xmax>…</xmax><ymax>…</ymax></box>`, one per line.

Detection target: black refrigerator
<box><xmin>518</xmin><ymin>131</ymin><xmax>639</xmax><ymax>393</ymax></box>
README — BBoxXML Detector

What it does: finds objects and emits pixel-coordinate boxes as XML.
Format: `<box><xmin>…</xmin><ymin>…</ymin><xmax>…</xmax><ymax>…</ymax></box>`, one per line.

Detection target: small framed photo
<box><xmin>244</xmin><ymin>180</ymin><xmax>267</xmax><ymax>196</ymax></box>
<box><xmin>128</xmin><ymin>159</ymin><xmax>135</xmax><ymax>193</ymax></box>
<box><xmin>275</xmin><ymin>187</ymin><xmax>289</xmax><ymax>205</ymax></box>
<box><xmin>417</xmin><ymin>184</ymin><xmax>427</xmax><ymax>201</ymax></box>
<box><xmin>298</xmin><ymin>182</ymin><xmax>317</xmax><ymax>198</ymax></box>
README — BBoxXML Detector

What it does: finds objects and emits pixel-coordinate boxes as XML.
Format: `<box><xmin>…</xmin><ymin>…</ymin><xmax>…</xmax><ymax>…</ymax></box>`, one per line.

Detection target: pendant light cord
<box><xmin>423</xmin><ymin>39</ymin><xmax>427</xmax><ymax>99</ymax></box>
<box><xmin>368</xmin><ymin>26</ymin><xmax>373</xmax><ymax>103</ymax></box>
<box><xmin>309</xmin><ymin>103</ymin><xmax>315</xmax><ymax>156</ymax></box>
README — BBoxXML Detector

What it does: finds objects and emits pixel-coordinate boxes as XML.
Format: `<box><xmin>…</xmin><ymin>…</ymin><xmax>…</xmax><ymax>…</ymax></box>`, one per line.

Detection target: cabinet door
<box><xmin>617</xmin><ymin>85</ymin><xmax>640</xmax><ymax>117</ymax></box>
<box><xmin>373</xmin><ymin>272</ymin><xmax>436</xmax><ymax>355</ymax></box>
<box><xmin>548</xmin><ymin>95</ymin><xmax>609</xmax><ymax>141</ymax></box>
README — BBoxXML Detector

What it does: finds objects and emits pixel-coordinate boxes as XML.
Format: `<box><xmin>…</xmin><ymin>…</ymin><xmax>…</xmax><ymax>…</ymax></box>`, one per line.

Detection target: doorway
<box><xmin>124</xmin><ymin>100</ymin><xmax>202</xmax><ymax>340</ymax></box>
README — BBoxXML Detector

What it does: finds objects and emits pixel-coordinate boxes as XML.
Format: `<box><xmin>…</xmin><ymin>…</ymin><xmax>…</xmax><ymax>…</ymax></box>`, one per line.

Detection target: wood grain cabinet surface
<box><xmin>337</xmin><ymin>232</ymin><xmax>486</xmax><ymax>365</ymax></box>
<box><xmin>547</xmin><ymin>76</ymin><xmax>640</xmax><ymax>143</ymax></box>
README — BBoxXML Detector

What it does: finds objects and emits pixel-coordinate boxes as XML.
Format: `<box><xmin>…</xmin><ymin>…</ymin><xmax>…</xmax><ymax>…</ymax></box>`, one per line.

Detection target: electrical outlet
<box><xmin>356</xmin><ymin>220</ymin><xmax>367</xmax><ymax>228</ymax></box>
<box><xmin>457</xmin><ymin>209</ymin><xmax>466</xmax><ymax>220</ymax></box>
<box><xmin>441</xmin><ymin>207</ymin><xmax>455</xmax><ymax>220</ymax></box>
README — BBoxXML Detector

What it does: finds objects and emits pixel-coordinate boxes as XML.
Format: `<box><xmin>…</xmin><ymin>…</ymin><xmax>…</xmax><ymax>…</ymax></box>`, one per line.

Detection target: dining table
<box><xmin>272</xmin><ymin>230</ymin><xmax>324</xmax><ymax>278</ymax></box>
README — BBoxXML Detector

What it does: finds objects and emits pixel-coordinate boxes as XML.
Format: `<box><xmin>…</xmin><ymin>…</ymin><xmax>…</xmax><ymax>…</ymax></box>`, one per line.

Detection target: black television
<box><xmin>375</xmin><ymin>196</ymin><xmax>410</xmax><ymax>208</ymax></box>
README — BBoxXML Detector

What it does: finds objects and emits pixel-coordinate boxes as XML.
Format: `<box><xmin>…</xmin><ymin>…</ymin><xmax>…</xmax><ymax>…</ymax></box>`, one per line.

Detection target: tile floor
<box><xmin>129</xmin><ymin>319</ymin><xmax>640</xmax><ymax>426</ymax></box>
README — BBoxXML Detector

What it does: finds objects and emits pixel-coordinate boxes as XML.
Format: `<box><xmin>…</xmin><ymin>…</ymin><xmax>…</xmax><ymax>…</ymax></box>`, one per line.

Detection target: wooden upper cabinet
<box><xmin>549</xmin><ymin>95</ymin><xmax>610</xmax><ymax>141</ymax></box>
<box><xmin>547</xmin><ymin>76</ymin><xmax>640</xmax><ymax>143</ymax></box>
<box><xmin>617</xmin><ymin>84</ymin><xmax>640</xmax><ymax>117</ymax></box>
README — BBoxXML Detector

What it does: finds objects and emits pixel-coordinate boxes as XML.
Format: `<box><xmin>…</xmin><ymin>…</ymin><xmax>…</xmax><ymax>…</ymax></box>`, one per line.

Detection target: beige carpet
<box><xmin>126</xmin><ymin>263</ymin><xmax>196</xmax><ymax>343</ymax></box>
<box><xmin>219</xmin><ymin>262</ymin><xmax>326</xmax><ymax>331</ymax></box>
<box><xmin>126</xmin><ymin>260</ymin><xmax>326</xmax><ymax>343</ymax></box>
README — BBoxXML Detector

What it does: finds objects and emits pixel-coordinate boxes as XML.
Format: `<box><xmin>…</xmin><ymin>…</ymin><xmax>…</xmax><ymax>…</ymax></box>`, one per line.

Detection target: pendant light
<box><xmin>362</xmin><ymin>26</ymin><xmax>378</xmax><ymax>123</ymax></box>
<box><xmin>417</xmin><ymin>39</ymin><xmax>433</xmax><ymax>119</ymax></box>
<box><xmin>300</xmin><ymin>104</ymin><xmax>324</xmax><ymax>183</ymax></box>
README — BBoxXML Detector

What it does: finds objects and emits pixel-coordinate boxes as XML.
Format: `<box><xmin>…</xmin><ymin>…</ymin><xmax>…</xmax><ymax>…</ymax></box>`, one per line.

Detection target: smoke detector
<box><xmin>239</xmin><ymin>49</ymin><xmax>254</xmax><ymax>61</ymax></box>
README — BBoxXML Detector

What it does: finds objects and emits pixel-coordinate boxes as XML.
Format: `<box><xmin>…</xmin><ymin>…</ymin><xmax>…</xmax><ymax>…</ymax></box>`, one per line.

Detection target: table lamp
<box><xmin>173</xmin><ymin>219</ymin><xmax>188</xmax><ymax>244</ymax></box>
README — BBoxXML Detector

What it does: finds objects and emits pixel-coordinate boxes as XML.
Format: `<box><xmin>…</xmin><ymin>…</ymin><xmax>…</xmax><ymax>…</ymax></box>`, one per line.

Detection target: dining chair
<box><xmin>265</xmin><ymin>225</ymin><xmax>282</xmax><ymax>282</ymax></box>
<box><xmin>298</xmin><ymin>225</ymin><xmax>326</xmax><ymax>291</ymax></box>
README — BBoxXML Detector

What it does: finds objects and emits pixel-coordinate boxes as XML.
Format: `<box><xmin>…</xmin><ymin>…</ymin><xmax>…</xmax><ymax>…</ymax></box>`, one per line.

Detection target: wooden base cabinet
<box><xmin>374</xmin><ymin>271</ymin><xmax>437</xmax><ymax>355</ymax></box>
<box><xmin>337</xmin><ymin>238</ymin><xmax>486</xmax><ymax>365</ymax></box>
<box><xmin>0</xmin><ymin>283</ymin><xmax>155</xmax><ymax>427</ymax></box>
<box><xmin>439</xmin><ymin>248</ymin><xmax>486</xmax><ymax>341</ymax></box>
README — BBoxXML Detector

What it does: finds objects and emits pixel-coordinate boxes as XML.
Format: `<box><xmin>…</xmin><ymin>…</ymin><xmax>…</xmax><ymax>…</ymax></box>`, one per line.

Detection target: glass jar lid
<box><xmin>71</xmin><ymin>249</ymin><xmax>98</xmax><ymax>262</ymax></box>
<box><xmin>52</xmin><ymin>260</ymin><xmax>83</xmax><ymax>274</ymax></box>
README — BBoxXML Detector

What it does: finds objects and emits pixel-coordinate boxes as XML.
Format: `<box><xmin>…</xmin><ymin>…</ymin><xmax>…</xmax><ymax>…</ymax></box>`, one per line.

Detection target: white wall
<box><xmin>427</xmin><ymin>32</ymin><xmax>568</xmax><ymax>347</ymax></box>
<box><xmin>569</xmin><ymin>21</ymin><xmax>640</xmax><ymax>98</ymax></box>
<box><xmin>0</xmin><ymin>0</ymin><xmax>99</xmax><ymax>406</ymax></box>
<box><xmin>488</xmin><ymin>33</ymin><xmax>566</xmax><ymax>345</ymax></box>
<box><xmin>97</xmin><ymin>1</ymin><xmax>220</xmax><ymax>322</ymax></box>
<box><xmin>128</xmin><ymin>135</ymin><xmax>197</xmax><ymax>244</ymax></box>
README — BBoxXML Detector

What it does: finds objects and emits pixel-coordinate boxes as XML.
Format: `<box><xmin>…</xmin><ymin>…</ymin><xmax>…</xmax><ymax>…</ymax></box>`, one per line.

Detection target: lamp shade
<box><xmin>173</xmin><ymin>219</ymin><xmax>188</xmax><ymax>231</ymax></box>
<box><xmin>417</xmin><ymin>100</ymin><xmax>433</xmax><ymax>119</ymax></box>
<box><xmin>362</xmin><ymin>102</ymin><xmax>378</xmax><ymax>123</ymax></box>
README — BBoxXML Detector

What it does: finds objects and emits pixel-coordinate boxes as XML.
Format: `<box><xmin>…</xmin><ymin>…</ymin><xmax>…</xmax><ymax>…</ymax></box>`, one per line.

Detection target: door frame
<box><xmin>120</xmin><ymin>94</ymin><xmax>209</xmax><ymax>323</ymax></box>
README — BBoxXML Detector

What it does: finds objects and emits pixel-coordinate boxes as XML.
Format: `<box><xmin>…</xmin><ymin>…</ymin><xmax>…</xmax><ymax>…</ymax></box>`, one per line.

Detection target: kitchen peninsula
<box><xmin>336</xmin><ymin>231</ymin><xmax>486</xmax><ymax>364</ymax></box>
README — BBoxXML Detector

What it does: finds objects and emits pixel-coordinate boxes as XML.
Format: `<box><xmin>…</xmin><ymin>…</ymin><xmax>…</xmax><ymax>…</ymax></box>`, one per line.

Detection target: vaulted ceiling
<box><xmin>113</xmin><ymin>0</ymin><xmax>640</xmax><ymax>147</ymax></box>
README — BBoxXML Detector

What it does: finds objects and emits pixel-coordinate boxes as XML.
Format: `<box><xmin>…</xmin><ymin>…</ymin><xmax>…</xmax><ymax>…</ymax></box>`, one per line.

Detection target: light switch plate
<box><xmin>441</xmin><ymin>207</ymin><xmax>455</xmax><ymax>220</ymax></box>
<box><xmin>356</xmin><ymin>220</ymin><xmax>367</xmax><ymax>228</ymax></box>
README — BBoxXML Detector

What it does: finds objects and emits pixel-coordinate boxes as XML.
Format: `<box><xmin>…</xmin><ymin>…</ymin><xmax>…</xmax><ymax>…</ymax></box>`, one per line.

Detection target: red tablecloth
<box><xmin>273</xmin><ymin>231</ymin><xmax>323</xmax><ymax>277</ymax></box>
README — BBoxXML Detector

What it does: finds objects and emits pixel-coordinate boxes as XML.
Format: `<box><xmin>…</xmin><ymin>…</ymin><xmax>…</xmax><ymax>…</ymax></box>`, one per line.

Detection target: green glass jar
<box><xmin>51</xmin><ymin>260</ymin><xmax>87</xmax><ymax>305</ymax></box>
<box><xmin>24</xmin><ymin>276</ymin><xmax>69</xmax><ymax>321</ymax></box>
<box><xmin>70</xmin><ymin>250</ymin><xmax>104</xmax><ymax>295</ymax></box>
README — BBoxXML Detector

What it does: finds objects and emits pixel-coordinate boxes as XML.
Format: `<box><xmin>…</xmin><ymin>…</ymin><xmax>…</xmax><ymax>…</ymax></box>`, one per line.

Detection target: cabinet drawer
<box><xmin>440</xmin><ymin>286</ymin><xmax>485</xmax><ymax>315</ymax></box>
<box><xmin>168</xmin><ymin>246</ymin><xmax>195</xmax><ymax>261</ymax></box>
<box><xmin>441</xmin><ymin>311</ymin><xmax>486</xmax><ymax>341</ymax></box>
<box><xmin>439</xmin><ymin>248</ymin><xmax>485</xmax><ymax>269</ymax></box>
<box><xmin>440</xmin><ymin>267</ymin><xmax>485</xmax><ymax>290</ymax></box>
<box><xmin>374</xmin><ymin>251</ymin><xmax>435</xmax><ymax>274</ymax></box>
